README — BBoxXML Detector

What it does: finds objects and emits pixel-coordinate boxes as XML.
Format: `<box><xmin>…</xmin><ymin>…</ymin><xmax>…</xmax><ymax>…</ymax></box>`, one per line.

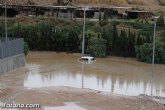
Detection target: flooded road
<box><xmin>1</xmin><ymin>52</ymin><xmax>165</xmax><ymax>97</ymax></box>
<box><xmin>44</xmin><ymin>102</ymin><xmax>87</xmax><ymax>110</ymax></box>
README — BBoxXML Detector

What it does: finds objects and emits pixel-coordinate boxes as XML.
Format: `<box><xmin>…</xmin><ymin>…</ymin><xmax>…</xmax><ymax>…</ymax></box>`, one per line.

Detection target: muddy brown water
<box><xmin>0</xmin><ymin>52</ymin><xmax>165</xmax><ymax>97</ymax></box>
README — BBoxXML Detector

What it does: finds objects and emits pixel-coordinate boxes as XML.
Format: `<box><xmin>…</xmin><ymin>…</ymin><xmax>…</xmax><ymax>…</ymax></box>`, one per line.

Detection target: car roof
<box><xmin>81</xmin><ymin>56</ymin><xmax>94</xmax><ymax>59</ymax></box>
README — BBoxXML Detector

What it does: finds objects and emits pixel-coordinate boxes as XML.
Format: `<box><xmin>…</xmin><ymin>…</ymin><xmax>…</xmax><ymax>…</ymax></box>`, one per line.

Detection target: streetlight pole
<box><xmin>152</xmin><ymin>18</ymin><xmax>156</xmax><ymax>76</ymax></box>
<box><xmin>151</xmin><ymin>17</ymin><xmax>157</xmax><ymax>96</ymax></box>
<box><xmin>5</xmin><ymin>0</ymin><xmax>8</xmax><ymax>42</ymax></box>
<box><xmin>82</xmin><ymin>3</ymin><xmax>86</xmax><ymax>56</ymax></box>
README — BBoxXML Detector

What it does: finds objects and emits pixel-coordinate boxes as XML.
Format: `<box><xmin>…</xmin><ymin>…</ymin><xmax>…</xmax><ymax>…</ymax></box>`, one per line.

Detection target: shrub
<box><xmin>87</xmin><ymin>35</ymin><xmax>107</xmax><ymax>57</ymax></box>
<box><xmin>111</xmin><ymin>20</ymin><xmax>120</xmax><ymax>26</ymax></box>
<box><xmin>160</xmin><ymin>31</ymin><xmax>165</xmax><ymax>42</ymax></box>
<box><xmin>128</xmin><ymin>21</ymin><xmax>153</xmax><ymax>30</ymax></box>
<box><xmin>24</xmin><ymin>42</ymin><xmax>29</xmax><ymax>55</ymax></box>
<box><xmin>99</xmin><ymin>20</ymin><xmax>108</xmax><ymax>27</ymax></box>
<box><xmin>135</xmin><ymin>41</ymin><xmax>165</xmax><ymax>64</ymax></box>
<box><xmin>86</xmin><ymin>21</ymin><xmax>95</xmax><ymax>30</ymax></box>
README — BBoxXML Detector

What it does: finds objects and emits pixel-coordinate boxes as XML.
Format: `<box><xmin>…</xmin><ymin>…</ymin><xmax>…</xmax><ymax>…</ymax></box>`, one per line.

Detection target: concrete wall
<box><xmin>0</xmin><ymin>54</ymin><xmax>25</xmax><ymax>74</ymax></box>
<box><xmin>94</xmin><ymin>12</ymin><xmax>104</xmax><ymax>19</ymax></box>
<box><xmin>58</xmin><ymin>12</ymin><xmax>73</xmax><ymax>19</ymax></box>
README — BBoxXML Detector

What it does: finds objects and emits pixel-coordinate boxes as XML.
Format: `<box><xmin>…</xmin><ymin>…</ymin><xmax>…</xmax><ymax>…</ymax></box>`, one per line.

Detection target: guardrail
<box><xmin>0</xmin><ymin>38</ymin><xmax>24</xmax><ymax>60</ymax></box>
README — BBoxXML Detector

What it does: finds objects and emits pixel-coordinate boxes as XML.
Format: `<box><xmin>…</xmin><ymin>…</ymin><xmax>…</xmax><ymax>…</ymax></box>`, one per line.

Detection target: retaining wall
<box><xmin>0</xmin><ymin>54</ymin><xmax>25</xmax><ymax>74</ymax></box>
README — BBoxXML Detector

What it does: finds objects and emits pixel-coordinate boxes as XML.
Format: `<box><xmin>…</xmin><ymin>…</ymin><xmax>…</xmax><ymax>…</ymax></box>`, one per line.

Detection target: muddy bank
<box><xmin>0</xmin><ymin>87</ymin><xmax>165</xmax><ymax>110</ymax></box>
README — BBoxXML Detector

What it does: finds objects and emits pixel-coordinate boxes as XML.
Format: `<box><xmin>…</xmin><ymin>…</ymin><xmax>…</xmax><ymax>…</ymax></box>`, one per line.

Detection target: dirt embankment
<box><xmin>0</xmin><ymin>87</ymin><xmax>165</xmax><ymax>110</ymax></box>
<box><xmin>0</xmin><ymin>0</ymin><xmax>165</xmax><ymax>13</ymax></box>
<box><xmin>1</xmin><ymin>0</ymin><xmax>165</xmax><ymax>6</ymax></box>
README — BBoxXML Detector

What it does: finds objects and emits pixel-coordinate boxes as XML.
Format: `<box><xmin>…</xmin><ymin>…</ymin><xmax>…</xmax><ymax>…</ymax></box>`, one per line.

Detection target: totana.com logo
<box><xmin>0</xmin><ymin>101</ymin><xmax>18</xmax><ymax>110</ymax></box>
<box><xmin>0</xmin><ymin>101</ymin><xmax>4</xmax><ymax>108</ymax></box>
<box><xmin>0</xmin><ymin>101</ymin><xmax>40</xmax><ymax>109</ymax></box>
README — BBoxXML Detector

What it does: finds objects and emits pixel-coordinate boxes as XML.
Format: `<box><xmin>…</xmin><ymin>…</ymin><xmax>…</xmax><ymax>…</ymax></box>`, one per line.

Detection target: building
<box><xmin>127</xmin><ymin>10</ymin><xmax>153</xmax><ymax>20</ymax></box>
<box><xmin>0</xmin><ymin>4</ymin><xmax>154</xmax><ymax>20</ymax></box>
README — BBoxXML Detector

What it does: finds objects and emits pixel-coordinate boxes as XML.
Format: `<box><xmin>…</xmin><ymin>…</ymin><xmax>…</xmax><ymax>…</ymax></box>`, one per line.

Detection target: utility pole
<box><xmin>151</xmin><ymin>17</ymin><xmax>157</xmax><ymax>96</ymax></box>
<box><xmin>5</xmin><ymin>0</ymin><xmax>8</xmax><ymax>41</ymax></box>
<box><xmin>152</xmin><ymin>18</ymin><xmax>156</xmax><ymax>70</ymax></box>
<box><xmin>82</xmin><ymin>3</ymin><xmax>86</xmax><ymax>56</ymax></box>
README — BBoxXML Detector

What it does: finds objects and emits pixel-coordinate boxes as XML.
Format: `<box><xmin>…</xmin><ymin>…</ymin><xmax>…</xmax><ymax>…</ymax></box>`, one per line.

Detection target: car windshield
<box><xmin>80</xmin><ymin>56</ymin><xmax>95</xmax><ymax>62</ymax></box>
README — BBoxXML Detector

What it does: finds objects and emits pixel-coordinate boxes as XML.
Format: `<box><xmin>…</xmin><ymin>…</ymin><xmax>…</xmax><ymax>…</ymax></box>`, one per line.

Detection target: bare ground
<box><xmin>0</xmin><ymin>87</ymin><xmax>165</xmax><ymax>110</ymax></box>
<box><xmin>1</xmin><ymin>0</ymin><xmax>165</xmax><ymax>12</ymax></box>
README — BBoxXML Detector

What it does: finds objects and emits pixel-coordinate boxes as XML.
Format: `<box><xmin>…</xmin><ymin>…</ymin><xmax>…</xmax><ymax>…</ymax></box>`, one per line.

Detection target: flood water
<box><xmin>44</xmin><ymin>102</ymin><xmax>86</xmax><ymax>110</ymax></box>
<box><xmin>1</xmin><ymin>52</ymin><xmax>165</xmax><ymax>97</ymax></box>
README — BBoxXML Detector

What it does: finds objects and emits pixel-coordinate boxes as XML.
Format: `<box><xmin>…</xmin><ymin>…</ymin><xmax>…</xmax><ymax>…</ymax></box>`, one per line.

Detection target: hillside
<box><xmin>0</xmin><ymin>0</ymin><xmax>165</xmax><ymax>12</ymax></box>
<box><xmin>0</xmin><ymin>0</ymin><xmax>165</xmax><ymax>6</ymax></box>
<box><xmin>72</xmin><ymin>0</ymin><xmax>165</xmax><ymax>6</ymax></box>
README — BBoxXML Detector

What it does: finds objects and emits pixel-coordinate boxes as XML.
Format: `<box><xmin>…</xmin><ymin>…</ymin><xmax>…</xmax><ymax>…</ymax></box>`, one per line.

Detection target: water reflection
<box><xmin>23</xmin><ymin>52</ymin><xmax>165</xmax><ymax>97</ymax></box>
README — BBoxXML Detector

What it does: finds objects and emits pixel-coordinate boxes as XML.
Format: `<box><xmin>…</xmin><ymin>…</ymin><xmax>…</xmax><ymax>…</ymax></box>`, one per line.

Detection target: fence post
<box><xmin>8</xmin><ymin>41</ymin><xmax>12</xmax><ymax>57</ymax></box>
<box><xmin>1</xmin><ymin>42</ymin><xmax>3</xmax><ymax>59</ymax></box>
<box><xmin>17</xmin><ymin>39</ymin><xmax>18</xmax><ymax>55</ymax></box>
<box><xmin>0</xmin><ymin>43</ymin><xmax>2</xmax><ymax>59</ymax></box>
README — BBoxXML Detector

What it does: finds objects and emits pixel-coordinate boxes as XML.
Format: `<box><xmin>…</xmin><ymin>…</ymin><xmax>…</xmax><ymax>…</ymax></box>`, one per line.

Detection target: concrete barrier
<box><xmin>0</xmin><ymin>54</ymin><xmax>25</xmax><ymax>74</ymax></box>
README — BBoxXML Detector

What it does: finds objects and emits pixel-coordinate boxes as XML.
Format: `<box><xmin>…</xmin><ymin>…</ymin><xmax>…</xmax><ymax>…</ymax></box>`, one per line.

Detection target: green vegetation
<box><xmin>0</xmin><ymin>17</ymin><xmax>165</xmax><ymax>64</ymax></box>
<box><xmin>8</xmin><ymin>21</ymin><xmax>82</xmax><ymax>52</ymax></box>
<box><xmin>87</xmin><ymin>36</ymin><xmax>106</xmax><ymax>57</ymax></box>
<box><xmin>127</xmin><ymin>20</ymin><xmax>153</xmax><ymax>30</ymax></box>
<box><xmin>102</xmin><ymin>24</ymin><xmax>135</xmax><ymax>57</ymax></box>
<box><xmin>99</xmin><ymin>10</ymin><xmax>108</xmax><ymax>27</ymax></box>
<box><xmin>136</xmin><ymin>41</ymin><xmax>165</xmax><ymax>64</ymax></box>
<box><xmin>99</xmin><ymin>20</ymin><xmax>108</xmax><ymax>27</ymax></box>
<box><xmin>24</xmin><ymin>42</ymin><xmax>29</xmax><ymax>55</ymax></box>
<box><xmin>160</xmin><ymin>31</ymin><xmax>165</xmax><ymax>42</ymax></box>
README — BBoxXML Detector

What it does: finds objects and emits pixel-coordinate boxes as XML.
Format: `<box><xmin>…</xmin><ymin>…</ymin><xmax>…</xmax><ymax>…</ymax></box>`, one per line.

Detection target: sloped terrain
<box><xmin>73</xmin><ymin>0</ymin><xmax>165</xmax><ymax>6</ymax></box>
<box><xmin>0</xmin><ymin>0</ymin><xmax>165</xmax><ymax>12</ymax></box>
<box><xmin>0</xmin><ymin>0</ymin><xmax>165</xmax><ymax>6</ymax></box>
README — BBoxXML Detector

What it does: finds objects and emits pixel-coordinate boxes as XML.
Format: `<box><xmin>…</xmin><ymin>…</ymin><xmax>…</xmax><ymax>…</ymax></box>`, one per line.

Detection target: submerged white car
<box><xmin>80</xmin><ymin>56</ymin><xmax>96</xmax><ymax>62</ymax></box>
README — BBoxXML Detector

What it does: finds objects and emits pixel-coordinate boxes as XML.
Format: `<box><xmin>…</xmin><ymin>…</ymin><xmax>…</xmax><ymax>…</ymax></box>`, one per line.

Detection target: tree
<box><xmin>119</xmin><ymin>29</ymin><xmax>127</xmax><ymax>56</ymax></box>
<box><xmin>136</xmin><ymin>33</ymin><xmax>144</xmax><ymax>45</ymax></box>
<box><xmin>160</xmin><ymin>31</ymin><xmax>165</xmax><ymax>42</ymax></box>
<box><xmin>65</xmin><ymin>26</ymin><xmax>81</xmax><ymax>52</ymax></box>
<box><xmin>101</xmin><ymin>28</ymin><xmax>113</xmax><ymax>54</ymax></box>
<box><xmin>128</xmin><ymin>29</ymin><xmax>136</xmax><ymax>57</ymax></box>
<box><xmin>112</xmin><ymin>23</ymin><xmax>118</xmax><ymax>53</ymax></box>
<box><xmin>87</xmin><ymin>35</ymin><xmax>107</xmax><ymax>57</ymax></box>
<box><xmin>135</xmin><ymin>41</ymin><xmax>165</xmax><ymax>64</ymax></box>
<box><xmin>24</xmin><ymin>42</ymin><xmax>29</xmax><ymax>55</ymax></box>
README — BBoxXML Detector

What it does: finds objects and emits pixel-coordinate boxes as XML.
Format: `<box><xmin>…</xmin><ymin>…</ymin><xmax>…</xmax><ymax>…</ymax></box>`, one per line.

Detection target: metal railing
<box><xmin>0</xmin><ymin>38</ymin><xmax>24</xmax><ymax>60</ymax></box>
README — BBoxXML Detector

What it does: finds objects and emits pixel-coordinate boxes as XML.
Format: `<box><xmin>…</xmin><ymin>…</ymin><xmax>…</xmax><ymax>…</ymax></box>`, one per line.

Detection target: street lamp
<box><xmin>151</xmin><ymin>16</ymin><xmax>158</xmax><ymax>96</ymax></box>
<box><xmin>81</xmin><ymin>3</ymin><xmax>87</xmax><ymax>56</ymax></box>
<box><xmin>152</xmin><ymin>17</ymin><xmax>156</xmax><ymax>73</ymax></box>
<box><xmin>5</xmin><ymin>0</ymin><xmax>8</xmax><ymax>42</ymax></box>
<box><xmin>152</xmin><ymin>16</ymin><xmax>160</xmax><ymax>64</ymax></box>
